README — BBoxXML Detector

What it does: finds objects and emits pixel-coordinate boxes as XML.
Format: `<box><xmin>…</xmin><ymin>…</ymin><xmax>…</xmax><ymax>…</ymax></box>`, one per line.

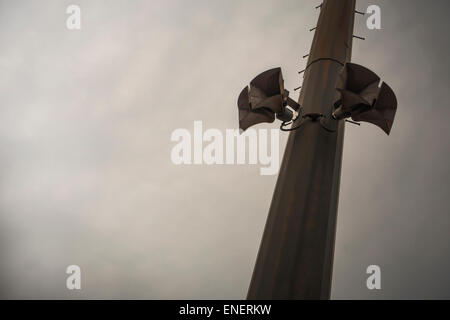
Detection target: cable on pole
<box><xmin>280</xmin><ymin>112</ymin><xmax>325</xmax><ymax>132</ymax></box>
<box><xmin>345</xmin><ymin>119</ymin><xmax>361</xmax><ymax>126</ymax></box>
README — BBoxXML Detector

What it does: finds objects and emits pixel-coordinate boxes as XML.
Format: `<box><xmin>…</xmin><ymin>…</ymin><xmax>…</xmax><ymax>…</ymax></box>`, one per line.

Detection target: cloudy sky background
<box><xmin>0</xmin><ymin>0</ymin><xmax>449</xmax><ymax>299</ymax></box>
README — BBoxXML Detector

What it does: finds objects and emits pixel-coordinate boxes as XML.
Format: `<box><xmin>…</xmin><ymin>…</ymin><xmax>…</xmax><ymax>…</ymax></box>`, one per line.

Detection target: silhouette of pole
<box><xmin>247</xmin><ymin>0</ymin><xmax>356</xmax><ymax>299</ymax></box>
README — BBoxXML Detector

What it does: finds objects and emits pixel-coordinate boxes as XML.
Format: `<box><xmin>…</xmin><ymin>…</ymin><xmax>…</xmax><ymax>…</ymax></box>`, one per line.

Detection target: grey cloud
<box><xmin>0</xmin><ymin>0</ymin><xmax>449</xmax><ymax>299</ymax></box>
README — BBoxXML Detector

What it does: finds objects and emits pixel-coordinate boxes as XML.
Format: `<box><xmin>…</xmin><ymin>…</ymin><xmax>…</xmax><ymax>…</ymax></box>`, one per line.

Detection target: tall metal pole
<box><xmin>247</xmin><ymin>0</ymin><xmax>356</xmax><ymax>299</ymax></box>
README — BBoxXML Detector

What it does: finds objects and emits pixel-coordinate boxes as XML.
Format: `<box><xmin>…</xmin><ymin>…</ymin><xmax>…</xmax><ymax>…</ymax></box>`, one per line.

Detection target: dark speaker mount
<box><xmin>332</xmin><ymin>62</ymin><xmax>397</xmax><ymax>135</ymax></box>
<box><xmin>238</xmin><ymin>68</ymin><xmax>301</xmax><ymax>132</ymax></box>
<box><xmin>237</xmin><ymin>63</ymin><xmax>397</xmax><ymax>135</ymax></box>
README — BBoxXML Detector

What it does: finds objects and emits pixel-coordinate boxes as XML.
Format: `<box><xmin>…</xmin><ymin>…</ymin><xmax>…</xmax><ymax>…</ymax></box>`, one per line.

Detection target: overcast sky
<box><xmin>0</xmin><ymin>0</ymin><xmax>449</xmax><ymax>299</ymax></box>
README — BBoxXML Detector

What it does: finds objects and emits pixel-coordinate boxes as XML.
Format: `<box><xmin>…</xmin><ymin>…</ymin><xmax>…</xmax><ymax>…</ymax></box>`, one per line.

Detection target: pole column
<box><xmin>247</xmin><ymin>0</ymin><xmax>356</xmax><ymax>300</ymax></box>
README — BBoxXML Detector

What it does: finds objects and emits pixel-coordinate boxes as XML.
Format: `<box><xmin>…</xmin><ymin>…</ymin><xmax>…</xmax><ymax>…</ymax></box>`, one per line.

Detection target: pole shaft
<box><xmin>247</xmin><ymin>0</ymin><xmax>356</xmax><ymax>300</ymax></box>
